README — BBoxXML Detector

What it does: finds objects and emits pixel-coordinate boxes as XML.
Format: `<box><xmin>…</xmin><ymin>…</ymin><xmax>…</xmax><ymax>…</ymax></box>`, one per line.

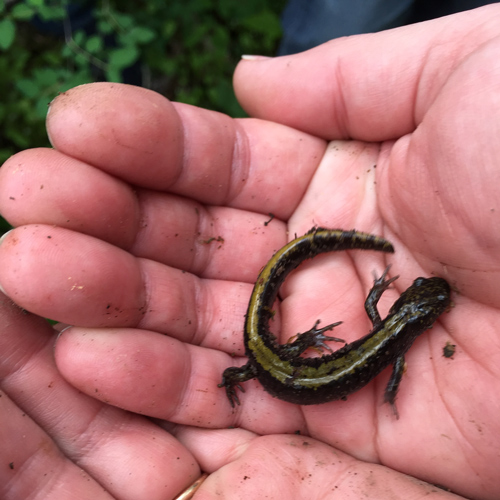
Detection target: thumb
<box><xmin>233</xmin><ymin>5</ymin><xmax>500</xmax><ymax>141</ymax></box>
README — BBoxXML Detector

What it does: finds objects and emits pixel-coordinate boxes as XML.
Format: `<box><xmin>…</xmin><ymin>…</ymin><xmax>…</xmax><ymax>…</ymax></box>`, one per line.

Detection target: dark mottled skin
<box><xmin>219</xmin><ymin>228</ymin><xmax>451</xmax><ymax>415</ymax></box>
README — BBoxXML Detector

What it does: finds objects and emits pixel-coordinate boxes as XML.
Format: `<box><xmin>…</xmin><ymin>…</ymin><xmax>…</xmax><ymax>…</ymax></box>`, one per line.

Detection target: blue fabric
<box><xmin>278</xmin><ymin>0</ymin><xmax>414</xmax><ymax>55</ymax></box>
<box><xmin>278</xmin><ymin>0</ymin><xmax>497</xmax><ymax>55</ymax></box>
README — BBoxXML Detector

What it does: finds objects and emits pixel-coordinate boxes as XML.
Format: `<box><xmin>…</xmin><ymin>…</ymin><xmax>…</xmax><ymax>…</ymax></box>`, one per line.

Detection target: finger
<box><xmin>171</xmin><ymin>428</ymin><xmax>468</xmax><ymax>499</ymax></box>
<box><xmin>233</xmin><ymin>5</ymin><xmax>500</xmax><ymax>141</ymax></box>
<box><xmin>0</xmin><ymin>141</ymin><xmax>387</xmax><ymax>286</ymax></box>
<box><xmin>0</xmin><ymin>218</ymin><xmax>390</xmax><ymax>343</ymax></box>
<box><xmin>42</xmin><ymin>83</ymin><xmax>326</xmax><ymax>218</ymax></box>
<box><xmin>0</xmin><ymin>148</ymin><xmax>139</xmax><ymax>249</ymax></box>
<box><xmin>52</xmin><ymin>292</ymin><xmax>500</xmax><ymax>500</ymax></box>
<box><xmin>0</xmin><ymin>390</ymin><xmax>114</xmax><ymax>500</ymax></box>
<box><xmin>0</xmin><ymin>224</ymin><xmax>281</xmax><ymax>336</ymax></box>
<box><xmin>0</xmin><ymin>294</ymin><xmax>199</xmax><ymax>500</ymax></box>
<box><xmin>47</xmin><ymin>83</ymin><xmax>184</xmax><ymax>192</ymax></box>
<box><xmin>54</xmin><ymin>325</ymin><xmax>308</xmax><ymax>436</ymax></box>
<box><xmin>127</xmin><ymin>190</ymin><xmax>286</xmax><ymax>277</ymax></box>
<box><xmin>0</xmin><ymin>147</ymin><xmax>292</xmax><ymax>278</ymax></box>
<box><xmin>0</xmin><ymin>224</ymin><xmax>273</xmax><ymax>346</ymax></box>
<box><xmin>0</xmin><ymin>153</ymin><xmax>286</xmax><ymax>278</ymax></box>
<box><xmin>0</xmin><ymin>225</ymin><xmax>145</xmax><ymax>327</ymax></box>
<box><xmin>378</xmin><ymin>38</ymin><xmax>500</xmax><ymax>307</ymax></box>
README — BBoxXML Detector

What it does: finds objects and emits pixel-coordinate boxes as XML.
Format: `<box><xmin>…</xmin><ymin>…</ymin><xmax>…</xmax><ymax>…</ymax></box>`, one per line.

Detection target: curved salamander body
<box><xmin>219</xmin><ymin>227</ymin><xmax>451</xmax><ymax>415</ymax></box>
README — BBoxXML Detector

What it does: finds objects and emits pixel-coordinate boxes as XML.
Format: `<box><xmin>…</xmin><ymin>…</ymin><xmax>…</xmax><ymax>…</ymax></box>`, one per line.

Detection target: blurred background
<box><xmin>0</xmin><ymin>0</ymin><xmax>494</xmax><ymax>234</ymax></box>
<box><xmin>0</xmin><ymin>0</ymin><xmax>286</xmax><ymax>166</ymax></box>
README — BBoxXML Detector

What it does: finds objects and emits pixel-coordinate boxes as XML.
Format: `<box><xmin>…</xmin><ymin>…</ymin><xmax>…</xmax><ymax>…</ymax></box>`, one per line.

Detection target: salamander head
<box><xmin>389</xmin><ymin>276</ymin><xmax>451</xmax><ymax>325</ymax></box>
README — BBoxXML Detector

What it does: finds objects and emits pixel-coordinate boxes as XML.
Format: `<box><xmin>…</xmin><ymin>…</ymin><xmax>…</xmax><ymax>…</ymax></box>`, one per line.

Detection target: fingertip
<box><xmin>0</xmin><ymin>225</ymin><xmax>145</xmax><ymax>327</ymax></box>
<box><xmin>47</xmin><ymin>83</ymin><xmax>184</xmax><ymax>190</ymax></box>
<box><xmin>0</xmin><ymin>229</ymin><xmax>13</xmax><ymax>296</ymax></box>
<box><xmin>240</xmin><ymin>54</ymin><xmax>272</xmax><ymax>61</ymax></box>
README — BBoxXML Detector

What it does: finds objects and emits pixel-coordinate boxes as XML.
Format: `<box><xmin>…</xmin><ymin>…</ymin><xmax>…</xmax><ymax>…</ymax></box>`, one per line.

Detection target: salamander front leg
<box><xmin>383</xmin><ymin>355</ymin><xmax>406</xmax><ymax>419</ymax></box>
<box><xmin>284</xmin><ymin>319</ymin><xmax>345</xmax><ymax>357</ymax></box>
<box><xmin>365</xmin><ymin>265</ymin><xmax>399</xmax><ymax>327</ymax></box>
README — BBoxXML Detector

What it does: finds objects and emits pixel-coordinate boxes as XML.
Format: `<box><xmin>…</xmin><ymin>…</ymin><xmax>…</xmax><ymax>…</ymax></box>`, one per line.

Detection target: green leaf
<box><xmin>113</xmin><ymin>12</ymin><xmax>134</xmax><ymax>30</ymax></box>
<box><xmin>35</xmin><ymin>96</ymin><xmax>51</xmax><ymax>119</ymax></box>
<box><xmin>5</xmin><ymin>126</ymin><xmax>31</xmax><ymax>148</ymax></box>
<box><xmin>11</xmin><ymin>4</ymin><xmax>35</xmax><ymax>20</ymax></box>
<box><xmin>85</xmin><ymin>35</ymin><xmax>103</xmax><ymax>54</ymax></box>
<box><xmin>129</xmin><ymin>26</ymin><xmax>156</xmax><ymax>44</ymax></box>
<box><xmin>106</xmin><ymin>66</ymin><xmax>122</xmax><ymax>83</ymax></box>
<box><xmin>37</xmin><ymin>5</ymin><xmax>66</xmax><ymax>21</ymax></box>
<box><xmin>33</xmin><ymin>67</ymin><xmax>59</xmax><ymax>86</ymax></box>
<box><xmin>241</xmin><ymin>9</ymin><xmax>282</xmax><ymax>37</ymax></box>
<box><xmin>73</xmin><ymin>30</ymin><xmax>85</xmax><ymax>45</ymax></box>
<box><xmin>97</xmin><ymin>19</ymin><xmax>114</xmax><ymax>35</ymax></box>
<box><xmin>73</xmin><ymin>51</ymin><xmax>90</xmax><ymax>68</ymax></box>
<box><xmin>16</xmin><ymin>79</ymin><xmax>40</xmax><ymax>98</ymax></box>
<box><xmin>0</xmin><ymin>19</ymin><xmax>16</xmax><ymax>50</ymax></box>
<box><xmin>108</xmin><ymin>46</ymin><xmax>139</xmax><ymax>70</ymax></box>
<box><xmin>61</xmin><ymin>44</ymin><xmax>72</xmax><ymax>58</ymax></box>
<box><xmin>161</xmin><ymin>20</ymin><xmax>176</xmax><ymax>39</ymax></box>
<box><xmin>0</xmin><ymin>0</ymin><xmax>287</xmax><ymax>166</ymax></box>
<box><xmin>58</xmin><ymin>70</ymin><xmax>93</xmax><ymax>92</ymax></box>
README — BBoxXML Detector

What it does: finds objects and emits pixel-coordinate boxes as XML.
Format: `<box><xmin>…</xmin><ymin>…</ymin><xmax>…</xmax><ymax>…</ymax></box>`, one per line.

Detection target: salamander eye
<box><xmin>416</xmin><ymin>303</ymin><xmax>430</xmax><ymax>313</ymax></box>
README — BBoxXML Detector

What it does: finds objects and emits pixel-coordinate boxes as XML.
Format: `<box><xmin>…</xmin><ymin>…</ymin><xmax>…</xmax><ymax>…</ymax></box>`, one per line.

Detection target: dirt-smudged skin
<box><xmin>219</xmin><ymin>227</ymin><xmax>451</xmax><ymax>416</ymax></box>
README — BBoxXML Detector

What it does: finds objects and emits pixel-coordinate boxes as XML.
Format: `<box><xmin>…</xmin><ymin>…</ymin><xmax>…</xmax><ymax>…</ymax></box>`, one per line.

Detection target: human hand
<box><xmin>1</xmin><ymin>4</ymin><xmax>500</xmax><ymax>499</ymax></box>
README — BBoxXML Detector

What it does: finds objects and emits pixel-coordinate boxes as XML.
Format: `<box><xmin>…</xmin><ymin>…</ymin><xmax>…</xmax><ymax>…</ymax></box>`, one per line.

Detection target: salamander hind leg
<box><xmin>383</xmin><ymin>355</ymin><xmax>406</xmax><ymax>419</ymax></box>
<box><xmin>365</xmin><ymin>265</ymin><xmax>399</xmax><ymax>327</ymax></box>
<box><xmin>219</xmin><ymin>363</ymin><xmax>257</xmax><ymax>407</ymax></box>
<box><xmin>283</xmin><ymin>319</ymin><xmax>345</xmax><ymax>357</ymax></box>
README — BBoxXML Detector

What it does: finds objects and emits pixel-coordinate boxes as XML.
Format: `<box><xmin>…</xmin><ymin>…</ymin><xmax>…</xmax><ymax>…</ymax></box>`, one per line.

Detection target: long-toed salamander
<box><xmin>219</xmin><ymin>227</ymin><xmax>451</xmax><ymax>416</ymax></box>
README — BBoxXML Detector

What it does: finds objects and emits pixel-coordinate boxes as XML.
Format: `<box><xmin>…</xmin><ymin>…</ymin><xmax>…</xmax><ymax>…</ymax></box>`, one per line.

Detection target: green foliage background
<box><xmin>0</xmin><ymin>0</ymin><xmax>285</xmax><ymax>234</ymax></box>
<box><xmin>0</xmin><ymin>0</ymin><xmax>285</xmax><ymax>163</ymax></box>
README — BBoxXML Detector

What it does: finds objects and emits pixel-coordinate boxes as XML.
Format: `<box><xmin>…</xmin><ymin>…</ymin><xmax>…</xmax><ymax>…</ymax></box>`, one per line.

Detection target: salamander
<box><xmin>219</xmin><ymin>227</ymin><xmax>451</xmax><ymax>416</ymax></box>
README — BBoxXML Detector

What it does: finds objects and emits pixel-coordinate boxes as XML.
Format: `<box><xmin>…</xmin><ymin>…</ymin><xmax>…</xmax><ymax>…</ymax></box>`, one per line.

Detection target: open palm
<box><xmin>1</xmin><ymin>6</ymin><xmax>500</xmax><ymax>499</ymax></box>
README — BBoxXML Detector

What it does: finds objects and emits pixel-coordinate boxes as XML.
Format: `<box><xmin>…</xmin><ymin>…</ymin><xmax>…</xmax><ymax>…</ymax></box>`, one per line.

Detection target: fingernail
<box><xmin>0</xmin><ymin>229</ymin><xmax>13</xmax><ymax>248</ymax></box>
<box><xmin>46</xmin><ymin>101</ymin><xmax>54</xmax><ymax>147</ymax></box>
<box><xmin>0</xmin><ymin>230</ymin><xmax>12</xmax><ymax>295</ymax></box>
<box><xmin>241</xmin><ymin>54</ymin><xmax>271</xmax><ymax>61</ymax></box>
<box><xmin>46</xmin><ymin>127</ymin><xmax>54</xmax><ymax>147</ymax></box>
<box><xmin>56</xmin><ymin>325</ymin><xmax>73</xmax><ymax>340</ymax></box>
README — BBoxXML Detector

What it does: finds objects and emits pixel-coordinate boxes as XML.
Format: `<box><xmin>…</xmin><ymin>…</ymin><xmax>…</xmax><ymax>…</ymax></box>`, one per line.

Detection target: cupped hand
<box><xmin>1</xmin><ymin>5</ymin><xmax>500</xmax><ymax>499</ymax></box>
